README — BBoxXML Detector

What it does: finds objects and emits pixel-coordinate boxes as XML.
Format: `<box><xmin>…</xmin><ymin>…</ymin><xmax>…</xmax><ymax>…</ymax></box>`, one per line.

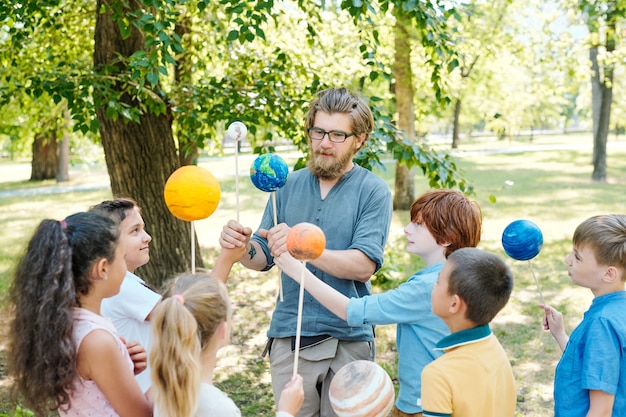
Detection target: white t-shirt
<box><xmin>195</xmin><ymin>383</ymin><xmax>241</xmax><ymax>417</ymax></box>
<box><xmin>101</xmin><ymin>271</ymin><xmax>161</xmax><ymax>392</ymax></box>
<box><xmin>154</xmin><ymin>383</ymin><xmax>296</xmax><ymax>417</ymax></box>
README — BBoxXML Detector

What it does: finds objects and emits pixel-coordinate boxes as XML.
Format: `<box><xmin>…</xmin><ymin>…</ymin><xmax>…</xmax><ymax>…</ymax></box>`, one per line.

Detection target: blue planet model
<box><xmin>501</xmin><ymin>219</ymin><xmax>543</xmax><ymax>261</ymax></box>
<box><xmin>250</xmin><ymin>153</ymin><xmax>289</xmax><ymax>192</ymax></box>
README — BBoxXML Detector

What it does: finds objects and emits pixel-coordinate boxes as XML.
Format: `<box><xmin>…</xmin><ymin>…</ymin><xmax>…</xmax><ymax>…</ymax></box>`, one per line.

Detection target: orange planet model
<box><xmin>163</xmin><ymin>165</ymin><xmax>221</xmax><ymax>222</ymax></box>
<box><xmin>329</xmin><ymin>360</ymin><xmax>395</xmax><ymax>417</ymax></box>
<box><xmin>286</xmin><ymin>222</ymin><xmax>326</xmax><ymax>260</ymax></box>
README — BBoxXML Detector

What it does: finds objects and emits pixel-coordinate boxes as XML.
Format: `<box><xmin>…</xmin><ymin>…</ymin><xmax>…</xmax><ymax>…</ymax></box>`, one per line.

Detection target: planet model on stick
<box><xmin>227</xmin><ymin>121</ymin><xmax>247</xmax><ymax>222</ymax></box>
<box><xmin>163</xmin><ymin>165</ymin><xmax>221</xmax><ymax>273</ymax></box>
<box><xmin>329</xmin><ymin>360</ymin><xmax>395</xmax><ymax>417</ymax></box>
<box><xmin>287</xmin><ymin>222</ymin><xmax>327</xmax><ymax>376</ymax></box>
<box><xmin>252</xmin><ymin>153</ymin><xmax>289</xmax><ymax>300</ymax></box>
<box><xmin>226</xmin><ymin>121</ymin><xmax>248</xmax><ymax>142</ymax></box>
<box><xmin>163</xmin><ymin>165</ymin><xmax>221</xmax><ymax>222</ymax></box>
<box><xmin>249</xmin><ymin>153</ymin><xmax>289</xmax><ymax>192</ymax></box>
<box><xmin>286</xmin><ymin>222</ymin><xmax>326</xmax><ymax>261</ymax></box>
<box><xmin>501</xmin><ymin>219</ymin><xmax>544</xmax><ymax>261</ymax></box>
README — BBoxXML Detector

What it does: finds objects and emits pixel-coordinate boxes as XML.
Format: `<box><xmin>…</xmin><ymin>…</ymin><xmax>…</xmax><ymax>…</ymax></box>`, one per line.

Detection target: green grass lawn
<box><xmin>1</xmin><ymin>133</ymin><xmax>625</xmax><ymax>416</ymax></box>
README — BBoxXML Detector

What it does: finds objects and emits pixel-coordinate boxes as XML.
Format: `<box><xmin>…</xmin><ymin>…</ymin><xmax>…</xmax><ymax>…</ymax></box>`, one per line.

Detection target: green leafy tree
<box><xmin>392</xmin><ymin>9</ymin><xmax>417</xmax><ymax>210</ymax></box>
<box><xmin>1</xmin><ymin>0</ymin><xmax>471</xmax><ymax>285</ymax></box>
<box><xmin>566</xmin><ymin>0</ymin><xmax>626</xmax><ymax>182</ymax></box>
<box><xmin>388</xmin><ymin>4</ymin><xmax>473</xmax><ymax>209</ymax></box>
<box><xmin>447</xmin><ymin>0</ymin><xmax>513</xmax><ymax>148</ymax></box>
<box><xmin>0</xmin><ymin>1</ymin><xmax>88</xmax><ymax>176</ymax></box>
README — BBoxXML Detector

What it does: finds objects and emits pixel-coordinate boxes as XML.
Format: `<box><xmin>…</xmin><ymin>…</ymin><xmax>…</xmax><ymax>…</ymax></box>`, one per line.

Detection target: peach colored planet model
<box><xmin>329</xmin><ymin>360</ymin><xmax>395</xmax><ymax>417</ymax></box>
<box><xmin>286</xmin><ymin>222</ymin><xmax>326</xmax><ymax>260</ymax></box>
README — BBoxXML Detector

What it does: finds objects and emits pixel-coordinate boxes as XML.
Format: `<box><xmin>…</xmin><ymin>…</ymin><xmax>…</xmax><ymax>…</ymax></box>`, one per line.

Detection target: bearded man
<box><xmin>219</xmin><ymin>87</ymin><xmax>393</xmax><ymax>417</ymax></box>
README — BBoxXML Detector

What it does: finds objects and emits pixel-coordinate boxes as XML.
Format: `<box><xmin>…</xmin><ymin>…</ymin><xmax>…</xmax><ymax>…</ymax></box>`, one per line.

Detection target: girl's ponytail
<box><xmin>150</xmin><ymin>295</ymin><xmax>202</xmax><ymax>417</ymax></box>
<box><xmin>150</xmin><ymin>273</ymin><xmax>231</xmax><ymax>417</ymax></box>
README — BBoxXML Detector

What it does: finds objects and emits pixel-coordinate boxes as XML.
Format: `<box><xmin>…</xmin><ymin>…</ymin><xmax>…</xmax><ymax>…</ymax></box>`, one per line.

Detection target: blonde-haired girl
<box><xmin>150</xmin><ymin>272</ymin><xmax>303</xmax><ymax>417</ymax></box>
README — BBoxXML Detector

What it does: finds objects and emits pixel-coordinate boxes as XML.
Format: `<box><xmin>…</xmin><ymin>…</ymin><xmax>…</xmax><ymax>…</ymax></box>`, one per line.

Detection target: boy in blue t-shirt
<box><xmin>540</xmin><ymin>214</ymin><xmax>626</xmax><ymax>417</ymax></box>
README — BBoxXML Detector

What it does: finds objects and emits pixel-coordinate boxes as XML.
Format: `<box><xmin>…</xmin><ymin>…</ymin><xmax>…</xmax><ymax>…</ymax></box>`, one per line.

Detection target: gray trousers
<box><xmin>269</xmin><ymin>337</ymin><xmax>375</xmax><ymax>417</ymax></box>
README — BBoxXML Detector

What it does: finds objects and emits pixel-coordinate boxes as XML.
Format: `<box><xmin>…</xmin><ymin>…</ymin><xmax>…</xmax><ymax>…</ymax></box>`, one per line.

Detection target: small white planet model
<box><xmin>226</xmin><ymin>121</ymin><xmax>247</xmax><ymax>142</ymax></box>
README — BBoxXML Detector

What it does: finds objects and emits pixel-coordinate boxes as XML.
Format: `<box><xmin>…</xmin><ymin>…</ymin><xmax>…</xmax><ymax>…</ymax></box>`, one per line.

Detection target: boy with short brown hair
<box><xmin>422</xmin><ymin>247</ymin><xmax>516</xmax><ymax>417</ymax></box>
<box><xmin>540</xmin><ymin>214</ymin><xmax>626</xmax><ymax>417</ymax></box>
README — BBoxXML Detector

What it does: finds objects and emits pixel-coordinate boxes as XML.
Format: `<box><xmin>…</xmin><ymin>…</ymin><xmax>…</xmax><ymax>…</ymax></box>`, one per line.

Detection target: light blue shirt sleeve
<box><xmin>580</xmin><ymin>317</ymin><xmax>622</xmax><ymax>394</ymax></box>
<box><xmin>346</xmin><ymin>264</ymin><xmax>442</xmax><ymax>327</ymax></box>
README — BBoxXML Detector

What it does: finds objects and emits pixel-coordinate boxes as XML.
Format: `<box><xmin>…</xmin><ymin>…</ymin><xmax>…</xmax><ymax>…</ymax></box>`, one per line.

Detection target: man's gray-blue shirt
<box><xmin>252</xmin><ymin>164</ymin><xmax>392</xmax><ymax>341</ymax></box>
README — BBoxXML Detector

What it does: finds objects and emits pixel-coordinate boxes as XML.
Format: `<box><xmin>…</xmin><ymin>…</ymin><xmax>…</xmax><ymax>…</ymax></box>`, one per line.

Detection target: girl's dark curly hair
<box><xmin>7</xmin><ymin>212</ymin><xmax>119</xmax><ymax>415</ymax></box>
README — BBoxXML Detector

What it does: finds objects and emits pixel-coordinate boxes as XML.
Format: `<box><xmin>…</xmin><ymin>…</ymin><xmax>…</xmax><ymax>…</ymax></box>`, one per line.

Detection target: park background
<box><xmin>1</xmin><ymin>0</ymin><xmax>626</xmax><ymax>416</ymax></box>
<box><xmin>1</xmin><ymin>134</ymin><xmax>625</xmax><ymax>416</ymax></box>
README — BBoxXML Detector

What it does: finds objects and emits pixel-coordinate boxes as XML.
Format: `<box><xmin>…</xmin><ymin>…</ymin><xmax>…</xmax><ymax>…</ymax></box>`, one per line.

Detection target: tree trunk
<box><xmin>592</xmin><ymin>61</ymin><xmax>612</xmax><ymax>182</ymax></box>
<box><xmin>57</xmin><ymin>108</ymin><xmax>71</xmax><ymax>182</ymax></box>
<box><xmin>590</xmin><ymin>45</ymin><xmax>601</xmax><ymax>165</ymax></box>
<box><xmin>31</xmin><ymin>131</ymin><xmax>58</xmax><ymax>181</ymax></box>
<box><xmin>589</xmin><ymin>19</ymin><xmax>615</xmax><ymax>183</ymax></box>
<box><xmin>392</xmin><ymin>11</ymin><xmax>415</xmax><ymax>210</ymax></box>
<box><xmin>592</xmin><ymin>94</ymin><xmax>610</xmax><ymax>182</ymax></box>
<box><xmin>451</xmin><ymin>98</ymin><xmax>461</xmax><ymax>149</ymax></box>
<box><xmin>94</xmin><ymin>0</ymin><xmax>202</xmax><ymax>287</ymax></box>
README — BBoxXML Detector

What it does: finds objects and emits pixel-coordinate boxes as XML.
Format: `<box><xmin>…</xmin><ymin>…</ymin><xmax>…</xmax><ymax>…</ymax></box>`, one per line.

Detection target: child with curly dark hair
<box><xmin>7</xmin><ymin>212</ymin><xmax>152</xmax><ymax>417</ymax></box>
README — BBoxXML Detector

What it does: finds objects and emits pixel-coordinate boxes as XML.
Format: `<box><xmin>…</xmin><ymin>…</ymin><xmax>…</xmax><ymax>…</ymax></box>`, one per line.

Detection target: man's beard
<box><xmin>307</xmin><ymin>144</ymin><xmax>357</xmax><ymax>180</ymax></box>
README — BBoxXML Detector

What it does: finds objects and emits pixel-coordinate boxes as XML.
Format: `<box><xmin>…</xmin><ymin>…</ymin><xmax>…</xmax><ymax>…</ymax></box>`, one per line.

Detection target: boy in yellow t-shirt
<box><xmin>422</xmin><ymin>248</ymin><xmax>516</xmax><ymax>417</ymax></box>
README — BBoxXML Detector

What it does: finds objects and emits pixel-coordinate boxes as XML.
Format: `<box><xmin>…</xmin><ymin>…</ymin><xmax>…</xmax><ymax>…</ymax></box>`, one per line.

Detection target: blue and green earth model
<box><xmin>249</xmin><ymin>153</ymin><xmax>289</xmax><ymax>192</ymax></box>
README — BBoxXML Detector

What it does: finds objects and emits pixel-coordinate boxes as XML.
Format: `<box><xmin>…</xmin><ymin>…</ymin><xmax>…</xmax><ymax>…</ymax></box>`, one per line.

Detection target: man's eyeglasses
<box><xmin>307</xmin><ymin>127</ymin><xmax>355</xmax><ymax>143</ymax></box>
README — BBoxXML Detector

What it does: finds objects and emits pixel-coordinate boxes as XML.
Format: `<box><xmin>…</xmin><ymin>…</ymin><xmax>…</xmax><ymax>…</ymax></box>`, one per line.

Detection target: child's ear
<box><xmin>91</xmin><ymin>258</ymin><xmax>109</xmax><ymax>281</ymax></box>
<box><xmin>604</xmin><ymin>265</ymin><xmax>620</xmax><ymax>283</ymax></box>
<box><xmin>449</xmin><ymin>294</ymin><xmax>463</xmax><ymax>314</ymax></box>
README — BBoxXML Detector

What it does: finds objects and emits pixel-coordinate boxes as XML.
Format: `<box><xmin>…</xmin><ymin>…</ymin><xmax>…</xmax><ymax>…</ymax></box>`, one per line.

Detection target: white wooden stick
<box><xmin>235</xmin><ymin>143</ymin><xmax>240</xmax><ymax>222</ymax></box>
<box><xmin>528</xmin><ymin>260</ymin><xmax>545</xmax><ymax>305</ymax></box>
<box><xmin>293</xmin><ymin>261</ymin><xmax>306</xmax><ymax>377</ymax></box>
<box><xmin>191</xmin><ymin>221</ymin><xmax>195</xmax><ymax>274</ymax></box>
<box><xmin>272</xmin><ymin>191</ymin><xmax>278</xmax><ymax>226</ymax></box>
<box><xmin>273</xmin><ymin>191</ymin><xmax>283</xmax><ymax>301</ymax></box>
